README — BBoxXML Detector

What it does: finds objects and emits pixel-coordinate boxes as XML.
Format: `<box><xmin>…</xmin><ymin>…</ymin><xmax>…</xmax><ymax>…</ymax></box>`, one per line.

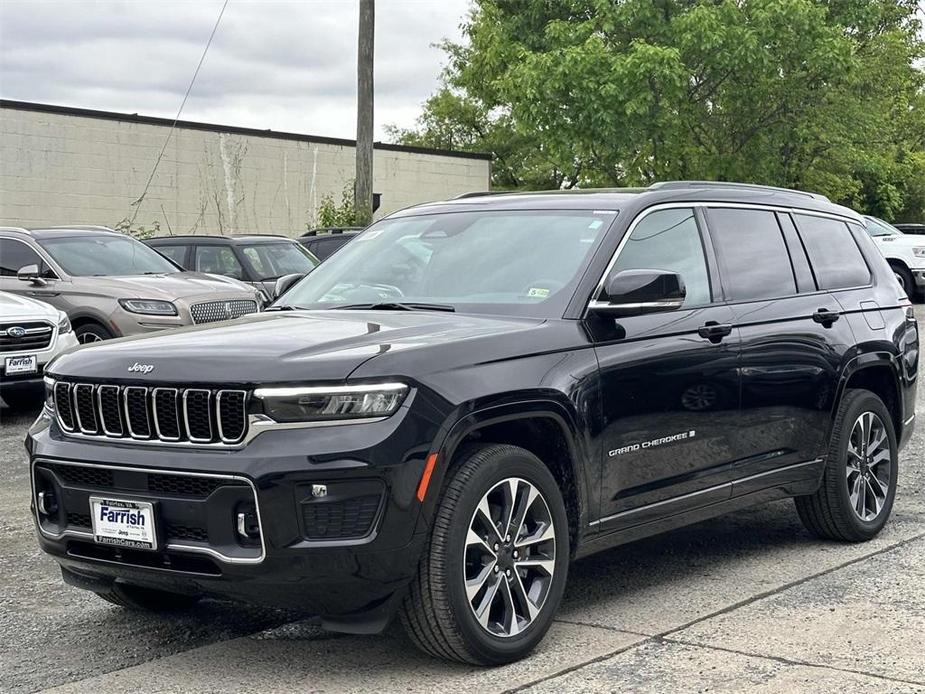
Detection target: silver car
<box><xmin>0</xmin><ymin>226</ymin><xmax>263</xmax><ymax>343</ymax></box>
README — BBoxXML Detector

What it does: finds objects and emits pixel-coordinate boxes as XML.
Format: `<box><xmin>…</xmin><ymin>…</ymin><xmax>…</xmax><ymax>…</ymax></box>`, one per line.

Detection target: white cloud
<box><xmin>0</xmin><ymin>0</ymin><xmax>471</xmax><ymax>140</ymax></box>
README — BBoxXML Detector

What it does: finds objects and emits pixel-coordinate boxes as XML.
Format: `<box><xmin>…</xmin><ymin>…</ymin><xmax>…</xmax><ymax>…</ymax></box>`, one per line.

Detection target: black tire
<box><xmin>75</xmin><ymin>321</ymin><xmax>114</xmax><ymax>344</ymax></box>
<box><xmin>795</xmin><ymin>389</ymin><xmax>898</xmax><ymax>542</ymax></box>
<box><xmin>891</xmin><ymin>263</ymin><xmax>916</xmax><ymax>300</ymax></box>
<box><xmin>400</xmin><ymin>444</ymin><xmax>570</xmax><ymax>665</ymax></box>
<box><xmin>95</xmin><ymin>583</ymin><xmax>200</xmax><ymax>612</ymax></box>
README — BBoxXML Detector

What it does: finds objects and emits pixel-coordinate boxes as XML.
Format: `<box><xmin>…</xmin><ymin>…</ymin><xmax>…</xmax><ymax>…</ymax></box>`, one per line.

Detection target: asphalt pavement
<box><xmin>1</xmin><ymin>306</ymin><xmax>923</xmax><ymax>693</ymax></box>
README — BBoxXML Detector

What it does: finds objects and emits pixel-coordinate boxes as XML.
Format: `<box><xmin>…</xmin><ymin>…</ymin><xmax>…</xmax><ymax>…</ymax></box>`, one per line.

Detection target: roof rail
<box><xmin>42</xmin><ymin>224</ymin><xmax>119</xmax><ymax>232</ymax></box>
<box><xmin>0</xmin><ymin>226</ymin><xmax>31</xmax><ymax>234</ymax></box>
<box><xmin>648</xmin><ymin>181</ymin><xmax>830</xmax><ymax>202</ymax></box>
<box><xmin>301</xmin><ymin>227</ymin><xmax>363</xmax><ymax>237</ymax></box>
<box><xmin>452</xmin><ymin>191</ymin><xmax>502</xmax><ymax>199</ymax></box>
<box><xmin>229</xmin><ymin>233</ymin><xmax>288</xmax><ymax>238</ymax></box>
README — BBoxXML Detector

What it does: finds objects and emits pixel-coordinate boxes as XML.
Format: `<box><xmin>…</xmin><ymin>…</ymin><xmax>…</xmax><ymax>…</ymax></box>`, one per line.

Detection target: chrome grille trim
<box><xmin>152</xmin><ymin>387</ymin><xmax>181</xmax><ymax>441</ymax></box>
<box><xmin>96</xmin><ymin>385</ymin><xmax>124</xmax><ymax>437</ymax></box>
<box><xmin>73</xmin><ymin>384</ymin><xmax>99</xmax><ymax>434</ymax></box>
<box><xmin>216</xmin><ymin>390</ymin><xmax>248</xmax><ymax>444</ymax></box>
<box><xmin>54</xmin><ymin>382</ymin><xmax>76</xmax><ymax>432</ymax></box>
<box><xmin>123</xmin><ymin>386</ymin><xmax>151</xmax><ymax>440</ymax></box>
<box><xmin>183</xmin><ymin>389</ymin><xmax>213</xmax><ymax>443</ymax></box>
<box><xmin>190</xmin><ymin>299</ymin><xmax>258</xmax><ymax>325</ymax></box>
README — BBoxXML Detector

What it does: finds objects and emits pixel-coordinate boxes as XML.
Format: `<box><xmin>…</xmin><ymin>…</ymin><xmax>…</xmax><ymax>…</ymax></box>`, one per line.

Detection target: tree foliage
<box><xmin>390</xmin><ymin>0</ymin><xmax>925</xmax><ymax>221</ymax></box>
<box><xmin>313</xmin><ymin>182</ymin><xmax>363</xmax><ymax>228</ymax></box>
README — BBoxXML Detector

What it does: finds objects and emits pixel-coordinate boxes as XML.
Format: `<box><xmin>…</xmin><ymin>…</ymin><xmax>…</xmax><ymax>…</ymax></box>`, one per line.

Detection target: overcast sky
<box><xmin>0</xmin><ymin>0</ymin><xmax>471</xmax><ymax>140</ymax></box>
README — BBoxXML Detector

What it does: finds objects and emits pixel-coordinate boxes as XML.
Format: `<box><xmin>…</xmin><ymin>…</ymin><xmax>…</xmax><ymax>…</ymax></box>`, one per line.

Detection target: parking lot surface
<box><xmin>1</xmin><ymin>306</ymin><xmax>923</xmax><ymax>693</ymax></box>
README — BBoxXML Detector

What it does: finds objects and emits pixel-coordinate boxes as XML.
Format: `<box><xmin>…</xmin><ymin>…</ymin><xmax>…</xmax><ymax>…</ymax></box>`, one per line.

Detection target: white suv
<box><xmin>0</xmin><ymin>291</ymin><xmax>78</xmax><ymax>409</ymax></box>
<box><xmin>864</xmin><ymin>215</ymin><xmax>925</xmax><ymax>300</ymax></box>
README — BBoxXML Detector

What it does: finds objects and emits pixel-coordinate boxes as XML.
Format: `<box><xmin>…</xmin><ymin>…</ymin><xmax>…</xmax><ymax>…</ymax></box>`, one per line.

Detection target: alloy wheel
<box><xmin>846</xmin><ymin>411</ymin><xmax>891</xmax><ymax>522</ymax></box>
<box><xmin>78</xmin><ymin>331</ymin><xmax>103</xmax><ymax>344</ymax></box>
<box><xmin>464</xmin><ymin>477</ymin><xmax>556</xmax><ymax>638</ymax></box>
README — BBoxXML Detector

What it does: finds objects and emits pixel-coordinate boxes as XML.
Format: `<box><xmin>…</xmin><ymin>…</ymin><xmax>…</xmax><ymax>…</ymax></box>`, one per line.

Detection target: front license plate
<box><xmin>5</xmin><ymin>355</ymin><xmax>37</xmax><ymax>375</ymax></box>
<box><xmin>90</xmin><ymin>497</ymin><xmax>157</xmax><ymax>551</ymax></box>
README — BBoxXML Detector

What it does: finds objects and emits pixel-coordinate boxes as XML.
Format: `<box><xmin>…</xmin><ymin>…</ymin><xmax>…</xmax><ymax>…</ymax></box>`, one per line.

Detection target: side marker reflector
<box><xmin>416</xmin><ymin>453</ymin><xmax>438</xmax><ymax>502</ymax></box>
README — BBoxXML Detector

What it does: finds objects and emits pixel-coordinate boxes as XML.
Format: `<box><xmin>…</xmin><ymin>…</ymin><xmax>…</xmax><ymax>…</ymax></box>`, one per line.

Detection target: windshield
<box><xmin>276</xmin><ymin>209</ymin><xmax>615</xmax><ymax>317</ymax></box>
<box><xmin>865</xmin><ymin>217</ymin><xmax>902</xmax><ymax>237</ymax></box>
<box><xmin>39</xmin><ymin>235</ymin><xmax>180</xmax><ymax>276</ymax></box>
<box><xmin>240</xmin><ymin>242</ymin><xmax>319</xmax><ymax>281</ymax></box>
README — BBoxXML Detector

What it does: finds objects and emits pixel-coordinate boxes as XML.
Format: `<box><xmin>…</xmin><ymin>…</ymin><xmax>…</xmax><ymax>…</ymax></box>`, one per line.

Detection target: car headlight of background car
<box><xmin>118</xmin><ymin>298</ymin><xmax>178</xmax><ymax>316</ymax></box>
<box><xmin>254</xmin><ymin>383</ymin><xmax>408</xmax><ymax>422</ymax></box>
<box><xmin>56</xmin><ymin>311</ymin><xmax>72</xmax><ymax>333</ymax></box>
<box><xmin>913</xmin><ymin>247</ymin><xmax>925</xmax><ymax>259</ymax></box>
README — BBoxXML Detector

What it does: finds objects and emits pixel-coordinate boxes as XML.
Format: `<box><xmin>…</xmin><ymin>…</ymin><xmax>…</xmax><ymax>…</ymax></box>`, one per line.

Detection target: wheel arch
<box><xmin>834</xmin><ymin>353</ymin><xmax>905</xmax><ymax>442</ymax></box>
<box><xmin>428</xmin><ymin>397</ymin><xmax>593</xmax><ymax>556</ymax></box>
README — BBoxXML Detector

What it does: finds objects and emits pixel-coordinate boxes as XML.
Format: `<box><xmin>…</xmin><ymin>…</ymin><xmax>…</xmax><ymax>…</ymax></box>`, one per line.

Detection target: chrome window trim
<box><xmin>183</xmin><ymin>389</ymin><xmax>213</xmax><ymax>443</ymax></box>
<box><xmin>30</xmin><ymin>458</ymin><xmax>266</xmax><ymax>565</ymax></box>
<box><xmin>95</xmin><ymin>385</ymin><xmax>124</xmax><ymax>437</ymax></box>
<box><xmin>73</xmin><ymin>383</ymin><xmax>99</xmax><ymax>434</ymax></box>
<box><xmin>587</xmin><ymin>201</ymin><xmax>865</xmax><ymax>316</ymax></box>
<box><xmin>215</xmin><ymin>389</ymin><xmax>248</xmax><ymax>444</ymax></box>
<box><xmin>123</xmin><ymin>386</ymin><xmax>151</xmax><ymax>440</ymax></box>
<box><xmin>151</xmin><ymin>387</ymin><xmax>181</xmax><ymax>442</ymax></box>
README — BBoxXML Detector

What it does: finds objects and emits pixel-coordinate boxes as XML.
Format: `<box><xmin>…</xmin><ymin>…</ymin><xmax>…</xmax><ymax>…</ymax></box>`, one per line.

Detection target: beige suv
<box><xmin>0</xmin><ymin>226</ymin><xmax>262</xmax><ymax>343</ymax></box>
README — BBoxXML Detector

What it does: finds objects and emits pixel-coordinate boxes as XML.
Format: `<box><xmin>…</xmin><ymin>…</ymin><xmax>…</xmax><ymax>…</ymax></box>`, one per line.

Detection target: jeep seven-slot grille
<box><xmin>53</xmin><ymin>382</ymin><xmax>249</xmax><ymax>445</ymax></box>
<box><xmin>190</xmin><ymin>299</ymin><xmax>258</xmax><ymax>324</ymax></box>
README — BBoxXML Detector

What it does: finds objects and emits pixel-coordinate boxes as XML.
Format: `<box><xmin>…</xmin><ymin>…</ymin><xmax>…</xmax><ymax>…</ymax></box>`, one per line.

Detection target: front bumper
<box><xmin>26</xmin><ymin>401</ymin><xmax>441</xmax><ymax>625</ymax></box>
<box><xmin>0</xmin><ymin>330</ymin><xmax>79</xmax><ymax>392</ymax></box>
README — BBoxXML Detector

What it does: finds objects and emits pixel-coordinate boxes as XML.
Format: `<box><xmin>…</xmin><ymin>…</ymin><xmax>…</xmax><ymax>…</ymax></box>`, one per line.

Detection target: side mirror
<box><xmin>273</xmin><ymin>273</ymin><xmax>305</xmax><ymax>299</ymax></box>
<box><xmin>590</xmin><ymin>269</ymin><xmax>686</xmax><ymax>317</ymax></box>
<box><xmin>17</xmin><ymin>264</ymin><xmax>47</xmax><ymax>287</ymax></box>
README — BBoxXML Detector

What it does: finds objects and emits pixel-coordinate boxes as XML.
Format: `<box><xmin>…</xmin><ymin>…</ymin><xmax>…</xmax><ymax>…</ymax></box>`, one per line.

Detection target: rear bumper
<box><xmin>26</xmin><ymin>402</ymin><xmax>442</xmax><ymax>626</ymax></box>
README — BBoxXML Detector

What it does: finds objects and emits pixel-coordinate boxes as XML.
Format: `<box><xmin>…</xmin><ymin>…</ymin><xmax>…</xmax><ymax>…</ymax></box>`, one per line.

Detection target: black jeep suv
<box><xmin>28</xmin><ymin>182</ymin><xmax>919</xmax><ymax>665</ymax></box>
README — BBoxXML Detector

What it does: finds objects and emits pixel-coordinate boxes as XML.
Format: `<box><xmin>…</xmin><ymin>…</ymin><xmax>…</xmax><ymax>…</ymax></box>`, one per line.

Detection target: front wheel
<box><xmin>400</xmin><ymin>444</ymin><xmax>570</xmax><ymax>665</ymax></box>
<box><xmin>795</xmin><ymin>389</ymin><xmax>898</xmax><ymax>542</ymax></box>
<box><xmin>75</xmin><ymin>321</ymin><xmax>115</xmax><ymax>344</ymax></box>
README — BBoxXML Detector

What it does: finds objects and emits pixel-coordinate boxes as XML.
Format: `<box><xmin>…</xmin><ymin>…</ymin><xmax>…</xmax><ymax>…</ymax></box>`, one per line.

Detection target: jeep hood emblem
<box><xmin>127</xmin><ymin>362</ymin><xmax>154</xmax><ymax>374</ymax></box>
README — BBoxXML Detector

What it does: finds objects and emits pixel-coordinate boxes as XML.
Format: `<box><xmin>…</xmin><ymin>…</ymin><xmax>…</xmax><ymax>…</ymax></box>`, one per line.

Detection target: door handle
<box><xmin>812</xmin><ymin>308</ymin><xmax>840</xmax><ymax>326</ymax></box>
<box><xmin>698</xmin><ymin>321</ymin><xmax>733</xmax><ymax>343</ymax></box>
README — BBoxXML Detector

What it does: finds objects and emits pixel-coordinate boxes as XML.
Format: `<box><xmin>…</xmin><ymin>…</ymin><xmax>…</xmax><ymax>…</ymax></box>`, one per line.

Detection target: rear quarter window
<box><xmin>794</xmin><ymin>214</ymin><xmax>871</xmax><ymax>290</ymax></box>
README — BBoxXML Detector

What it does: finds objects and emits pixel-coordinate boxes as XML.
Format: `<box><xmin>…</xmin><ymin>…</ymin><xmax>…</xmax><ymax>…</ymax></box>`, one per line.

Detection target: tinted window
<box><xmin>795</xmin><ymin>214</ymin><xmax>871</xmax><ymax>290</ymax></box>
<box><xmin>605</xmin><ymin>208</ymin><xmax>711</xmax><ymax>307</ymax></box>
<box><xmin>153</xmin><ymin>244</ymin><xmax>190</xmax><ymax>268</ymax></box>
<box><xmin>240</xmin><ymin>243</ymin><xmax>319</xmax><ymax>280</ymax></box>
<box><xmin>0</xmin><ymin>238</ymin><xmax>54</xmax><ymax>277</ymax></box>
<box><xmin>38</xmin><ymin>235</ymin><xmax>179</xmax><ymax>276</ymax></box>
<box><xmin>194</xmin><ymin>245</ymin><xmax>245</xmax><ymax>280</ymax></box>
<box><xmin>708</xmin><ymin>209</ymin><xmax>796</xmax><ymax>301</ymax></box>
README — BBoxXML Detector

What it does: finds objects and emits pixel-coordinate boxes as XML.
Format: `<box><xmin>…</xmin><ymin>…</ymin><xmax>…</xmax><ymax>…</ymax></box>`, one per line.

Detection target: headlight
<box><xmin>118</xmin><ymin>299</ymin><xmax>178</xmax><ymax>316</ymax></box>
<box><xmin>56</xmin><ymin>311</ymin><xmax>72</xmax><ymax>334</ymax></box>
<box><xmin>913</xmin><ymin>247</ymin><xmax>925</xmax><ymax>258</ymax></box>
<box><xmin>254</xmin><ymin>383</ymin><xmax>408</xmax><ymax>422</ymax></box>
<box><xmin>43</xmin><ymin>376</ymin><xmax>55</xmax><ymax>412</ymax></box>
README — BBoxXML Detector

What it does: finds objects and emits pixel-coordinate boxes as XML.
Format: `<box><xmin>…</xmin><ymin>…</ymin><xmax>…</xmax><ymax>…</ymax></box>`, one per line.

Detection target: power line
<box><xmin>129</xmin><ymin>0</ymin><xmax>229</xmax><ymax>223</ymax></box>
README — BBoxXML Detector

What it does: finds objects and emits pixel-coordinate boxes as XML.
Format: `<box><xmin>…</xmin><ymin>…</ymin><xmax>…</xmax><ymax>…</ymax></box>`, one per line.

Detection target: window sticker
<box><xmin>527</xmin><ymin>287</ymin><xmax>551</xmax><ymax>298</ymax></box>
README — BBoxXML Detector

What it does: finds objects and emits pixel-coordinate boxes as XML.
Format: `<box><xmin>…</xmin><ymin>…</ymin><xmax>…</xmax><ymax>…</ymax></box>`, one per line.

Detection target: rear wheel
<box><xmin>795</xmin><ymin>389</ymin><xmax>898</xmax><ymax>542</ymax></box>
<box><xmin>891</xmin><ymin>263</ymin><xmax>915</xmax><ymax>299</ymax></box>
<box><xmin>95</xmin><ymin>583</ymin><xmax>200</xmax><ymax>612</ymax></box>
<box><xmin>75</xmin><ymin>321</ymin><xmax>114</xmax><ymax>344</ymax></box>
<box><xmin>400</xmin><ymin>444</ymin><xmax>569</xmax><ymax>664</ymax></box>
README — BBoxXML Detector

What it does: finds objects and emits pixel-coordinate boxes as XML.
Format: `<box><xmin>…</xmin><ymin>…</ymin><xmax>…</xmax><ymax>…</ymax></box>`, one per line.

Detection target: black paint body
<box><xmin>28</xmin><ymin>186</ymin><xmax>919</xmax><ymax>631</ymax></box>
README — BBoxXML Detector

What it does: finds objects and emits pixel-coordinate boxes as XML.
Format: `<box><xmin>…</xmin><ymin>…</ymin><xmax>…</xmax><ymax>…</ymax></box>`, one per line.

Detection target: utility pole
<box><xmin>355</xmin><ymin>0</ymin><xmax>374</xmax><ymax>226</ymax></box>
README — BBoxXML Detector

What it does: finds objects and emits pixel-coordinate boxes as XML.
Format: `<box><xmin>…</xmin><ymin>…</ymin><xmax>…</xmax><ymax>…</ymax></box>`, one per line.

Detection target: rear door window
<box><xmin>707</xmin><ymin>208</ymin><xmax>797</xmax><ymax>302</ymax></box>
<box><xmin>153</xmin><ymin>245</ymin><xmax>190</xmax><ymax>268</ymax></box>
<box><xmin>793</xmin><ymin>214</ymin><xmax>871</xmax><ymax>290</ymax></box>
<box><xmin>194</xmin><ymin>245</ymin><xmax>245</xmax><ymax>280</ymax></box>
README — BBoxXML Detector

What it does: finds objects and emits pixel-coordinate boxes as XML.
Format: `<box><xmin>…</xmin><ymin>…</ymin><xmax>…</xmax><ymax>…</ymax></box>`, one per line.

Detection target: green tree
<box><xmin>391</xmin><ymin>0</ymin><xmax>925</xmax><ymax>219</ymax></box>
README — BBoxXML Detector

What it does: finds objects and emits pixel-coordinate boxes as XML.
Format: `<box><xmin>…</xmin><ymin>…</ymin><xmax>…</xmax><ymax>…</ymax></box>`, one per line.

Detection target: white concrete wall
<box><xmin>0</xmin><ymin>105</ymin><xmax>491</xmax><ymax>235</ymax></box>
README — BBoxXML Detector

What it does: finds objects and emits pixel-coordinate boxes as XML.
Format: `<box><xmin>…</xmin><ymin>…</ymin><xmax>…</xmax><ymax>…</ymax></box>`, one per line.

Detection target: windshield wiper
<box><xmin>331</xmin><ymin>301</ymin><xmax>456</xmax><ymax>313</ymax></box>
<box><xmin>264</xmin><ymin>305</ymin><xmax>308</xmax><ymax>311</ymax></box>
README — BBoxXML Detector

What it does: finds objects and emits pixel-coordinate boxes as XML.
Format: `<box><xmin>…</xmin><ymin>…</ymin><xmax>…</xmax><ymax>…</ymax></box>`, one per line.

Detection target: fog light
<box><xmin>235</xmin><ymin>507</ymin><xmax>260</xmax><ymax>540</ymax></box>
<box><xmin>37</xmin><ymin>491</ymin><xmax>57</xmax><ymax>516</ymax></box>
